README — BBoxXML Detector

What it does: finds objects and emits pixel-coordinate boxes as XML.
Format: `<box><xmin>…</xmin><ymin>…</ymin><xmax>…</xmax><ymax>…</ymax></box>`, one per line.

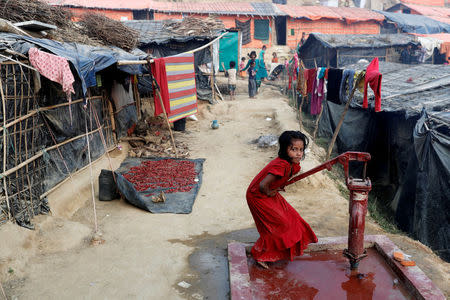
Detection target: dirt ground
<box><xmin>0</xmin><ymin>81</ymin><xmax>448</xmax><ymax>299</ymax></box>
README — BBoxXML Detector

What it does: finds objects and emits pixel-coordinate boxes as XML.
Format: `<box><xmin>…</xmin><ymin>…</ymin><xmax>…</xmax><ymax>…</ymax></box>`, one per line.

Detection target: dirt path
<box><xmin>1</xmin><ymin>83</ymin><xmax>448</xmax><ymax>299</ymax></box>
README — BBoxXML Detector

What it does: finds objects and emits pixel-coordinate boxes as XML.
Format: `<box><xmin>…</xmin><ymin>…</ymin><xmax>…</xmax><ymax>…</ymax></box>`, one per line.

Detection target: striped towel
<box><xmin>164</xmin><ymin>53</ymin><xmax>198</xmax><ymax>122</ymax></box>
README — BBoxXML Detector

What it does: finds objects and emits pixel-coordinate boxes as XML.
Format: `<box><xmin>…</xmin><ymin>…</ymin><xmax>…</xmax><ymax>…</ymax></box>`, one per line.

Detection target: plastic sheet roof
<box><xmin>276</xmin><ymin>5</ymin><xmax>384</xmax><ymax>23</ymax></box>
<box><xmin>378</xmin><ymin>11</ymin><xmax>450</xmax><ymax>34</ymax></box>
<box><xmin>387</xmin><ymin>3</ymin><xmax>450</xmax><ymax>24</ymax></box>
<box><xmin>302</xmin><ymin>33</ymin><xmax>417</xmax><ymax>49</ymax></box>
<box><xmin>123</xmin><ymin>20</ymin><xmax>220</xmax><ymax>45</ymax></box>
<box><xmin>344</xmin><ymin>61</ymin><xmax>450</xmax><ymax>118</ymax></box>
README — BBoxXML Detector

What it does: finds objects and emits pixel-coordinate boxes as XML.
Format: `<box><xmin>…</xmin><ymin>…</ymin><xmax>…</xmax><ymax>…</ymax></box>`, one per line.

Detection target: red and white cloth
<box><xmin>28</xmin><ymin>47</ymin><xmax>75</xmax><ymax>100</ymax></box>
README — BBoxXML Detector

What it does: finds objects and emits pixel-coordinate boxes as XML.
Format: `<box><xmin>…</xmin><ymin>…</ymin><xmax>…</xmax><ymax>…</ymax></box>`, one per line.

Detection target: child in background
<box><xmin>246</xmin><ymin>131</ymin><xmax>317</xmax><ymax>269</ymax></box>
<box><xmin>226</xmin><ymin>61</ymin><xmax>237</xmax><ymax>100</ymax></box>
<box><xmin>272</xmin><ymin>52</ymin><xmax>278</xmax><ymax>63</ymax></box>
<box><xmin>239</xmin><ymin>57</ymin><xmax>246</xmax><ymax>78</ymax></box>
<box><xmin>248</xmin><ymin>60</ymin><xmax>257</xmax><ymax>99</ymax></box>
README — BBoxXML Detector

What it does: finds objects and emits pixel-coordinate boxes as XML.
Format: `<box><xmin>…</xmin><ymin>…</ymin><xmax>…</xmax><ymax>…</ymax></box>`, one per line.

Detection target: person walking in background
<box><xmin>401</xmin><ymin>44</ymin><xmax>413</xmax><ymax>64</ymax></box>
<box><xmin>225</xmin><ymin>61</ymin><xmax>237</xmax><ymax>100</ymax></box>
<box><xmin>248</xmin><ymin>60</ymin><xmax>257</xmax><ymax>99</ymax></box>
<box><xmin>256</xmin><ymin>45</ymin><xmax>269</xmax><ymax>90</ymax></box>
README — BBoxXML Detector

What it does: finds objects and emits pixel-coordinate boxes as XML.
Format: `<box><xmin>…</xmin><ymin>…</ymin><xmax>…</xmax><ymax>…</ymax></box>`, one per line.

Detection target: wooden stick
<box><xmin>210</xmin><ymin>45</ymin><xmax>216</xmax><ymax>102</ymax></box>
<box><xmin>132</xmin><ymin>76</ymin><xmax>141</xmax><ymax>119</ymax></box>
<box><xmin>313</xmin><ymin>104</ymin><xmax>324</xmax><ymax>142</ymax></box>
<box><xmin>0</xmin><ymin>54</ymin><xmax>36</xmax><ymax>71</ymax></box>
<box><xmin>0</xmin><ymin>66</ymin><xmax>11</xmax><ymax>220</ymax></box>
<box><xmin>107</xmin><ymin>98</ymin><xmax>117</xmax><ymax>144</ymax></box>
<box><xmin>84</xmin><ymin>106</ymin><xmax>98</xmax><ymax>233</ymax></box>
<box><xmin>326</xmin><ymin>84</ymin><xmax>358</xmax><ymax>160</ymax></box>
<box><xmin>154</xmin><ymin>88</ymin><xmax>178</xmax><ymax>158</ymax></box>
<box><xmin>214</xmin><ymin>83</ymin><xmax>224</xmax><ymax>101</ymax></box>
<box><xmin>298</xmin><ymin>96</ymin><xmax>306</xmax><ymax>131</ymax></box>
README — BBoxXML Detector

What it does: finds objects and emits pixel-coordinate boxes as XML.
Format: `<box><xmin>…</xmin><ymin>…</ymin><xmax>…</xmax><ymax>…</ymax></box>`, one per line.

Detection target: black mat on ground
<box><xmin>115</xmin><ymin>157</ymin><xmax>205</xmax><ymax>214</ymax></box>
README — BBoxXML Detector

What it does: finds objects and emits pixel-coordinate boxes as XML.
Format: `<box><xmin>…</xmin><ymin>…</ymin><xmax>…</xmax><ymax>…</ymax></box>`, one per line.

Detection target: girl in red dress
<box><xmin>246</xmin><ymin>131</ymin><xmax>318</xmax><ymax>268</ymax></box>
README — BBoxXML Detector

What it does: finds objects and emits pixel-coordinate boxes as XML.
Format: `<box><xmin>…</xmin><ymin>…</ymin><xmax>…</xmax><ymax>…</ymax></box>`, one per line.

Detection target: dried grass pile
<box><xmin>0</xmin><ymin>0</ymin><xmax>72</xmax><ymax>28</ymax></box>
<box><xmin>79</xmin><ymin>13</ymin><xmax>138</xmax><ymax>51</ymax></box>
<box><xmin>163</xmin><ymin>17</ymin><xmax>225</xmax><ymax>37</ymax></box>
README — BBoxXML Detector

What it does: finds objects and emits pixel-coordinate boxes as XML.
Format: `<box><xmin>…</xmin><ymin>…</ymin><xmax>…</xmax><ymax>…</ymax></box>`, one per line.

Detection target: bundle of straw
<box><xmin>79</xmin><ymin>13</ymin><xmax>139</xmax><ymax>51</ymax></box>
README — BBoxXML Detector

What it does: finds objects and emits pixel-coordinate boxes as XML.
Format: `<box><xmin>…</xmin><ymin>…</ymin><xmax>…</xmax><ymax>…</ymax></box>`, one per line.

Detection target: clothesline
<box><xmin>117</xmin><ymin>31</ymin><xmax>228</xmax><ymax>66</ymax></box>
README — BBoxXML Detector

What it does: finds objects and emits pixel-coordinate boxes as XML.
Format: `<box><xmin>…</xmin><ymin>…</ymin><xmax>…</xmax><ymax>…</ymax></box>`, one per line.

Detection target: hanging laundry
<box><xmin>305</xmin><ymin>68</ymin><xmax>317</xmax><ymax>94</ymax></box>
<box><xmin>152</xmin><ymin>53</ymin><xmax>198</xmax><ymax>122</ymax></box>
<box><xmin>364</xmin><ymin>58</ymin><xmax>382</xmax><ymax>112</ymax></box>
<box><xmin>296</xmin><ymin>60</ymin><xmax>307</xmax><ymax>96</ymax></box>
<box><xmin>326</xmin><ymin>68</ymin><xmax>343</xmax><ymax>104</ymax></box>
<box><xmin>151</xmin><ymin>57</ymin><xmax>171</xmax><ymax>116</ymax></box>
<box><xmin>311</xmin><ymin>67</ymin><xmax>326</xmax><ymax>115</ymax></box>
<box><xmin>339</xmin><ymin>69</ymin><xmax>356</xmax><ymax>104</ymax></box>
<box><xmin>354</xmin><ymin>70</ymin><xmax>366</xmax><ymax>93</ymax></box>
<box><xmin>28</xmin><ymin>47</ymin><xmax>75</xmax><ymax>100</ymax></box>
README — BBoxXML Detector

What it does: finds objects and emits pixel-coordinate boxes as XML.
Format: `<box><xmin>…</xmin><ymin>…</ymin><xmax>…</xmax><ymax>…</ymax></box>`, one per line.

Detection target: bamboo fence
<box><xmin>0</xmin><ymin>61</ymin><xmax>115</xmax><ymax>227</ymax></box>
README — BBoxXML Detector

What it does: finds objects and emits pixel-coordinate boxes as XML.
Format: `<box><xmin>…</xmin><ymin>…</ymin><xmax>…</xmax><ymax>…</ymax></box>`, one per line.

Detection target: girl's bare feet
<box><xmin>257</xmin><ymin>261</ymin><xmax>269</xmax><ymax>269</ymax></box>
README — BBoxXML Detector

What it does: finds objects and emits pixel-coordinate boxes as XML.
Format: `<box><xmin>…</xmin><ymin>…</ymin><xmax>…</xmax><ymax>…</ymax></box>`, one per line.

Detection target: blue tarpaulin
<box><xmin>1</xmin><ymin>33</ymin><xmax>145</xmax><ymax>95</ymax></box>
<box><xmin>377</xmin><ymin>11</ymin><xmax>450</xmax><ymax>34</ymax></box>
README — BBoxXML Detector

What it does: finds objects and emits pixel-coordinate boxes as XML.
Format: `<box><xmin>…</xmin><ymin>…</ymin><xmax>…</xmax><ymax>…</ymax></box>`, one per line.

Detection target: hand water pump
<box><xmin>286</xmin><ymin>152</ymin><xmax>372</xmax><ymax>270</ymax></box>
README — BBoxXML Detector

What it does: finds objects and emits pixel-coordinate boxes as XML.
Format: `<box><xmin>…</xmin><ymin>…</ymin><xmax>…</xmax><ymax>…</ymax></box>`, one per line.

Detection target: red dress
<box><xmin>246</xmin><ymin>157</ymin><xmax>318</xmax><ymax>262</ymax></box>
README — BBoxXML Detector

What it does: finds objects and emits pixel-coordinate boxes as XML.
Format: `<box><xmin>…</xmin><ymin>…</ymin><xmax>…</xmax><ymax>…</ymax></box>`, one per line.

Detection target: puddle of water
<box><xmin>248</xmin><ymin>248</ymin><xmax>413</xmax><ymax>300</ymax></box>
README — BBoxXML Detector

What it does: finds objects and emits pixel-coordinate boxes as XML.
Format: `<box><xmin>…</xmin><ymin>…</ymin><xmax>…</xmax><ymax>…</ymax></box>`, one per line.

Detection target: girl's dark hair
<box><xmin>230</xmin><ymin>61</ymin><xmax>236</xmax><ymax>68</ymax></box>
<box><xmin>248</xmin><ymin>51</ymin><xmax>257</xmax><ymax>58</ymax></box>
<box><xmin>241</xmin><ymin>57</ymin><xmax>246</xmax><ymax>61</ymax></box>
<box><xmin>278</xmin><ymin>131</ymin><xmax>309</xmax><ymax>162</ymax></box>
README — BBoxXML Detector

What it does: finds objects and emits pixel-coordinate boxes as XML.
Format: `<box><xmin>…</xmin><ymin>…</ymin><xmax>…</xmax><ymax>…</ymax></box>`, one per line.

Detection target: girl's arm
<box><xmin>259</xmin><ymin>174</ymin><xmax>281</xmax><ymax>197</ymax></box>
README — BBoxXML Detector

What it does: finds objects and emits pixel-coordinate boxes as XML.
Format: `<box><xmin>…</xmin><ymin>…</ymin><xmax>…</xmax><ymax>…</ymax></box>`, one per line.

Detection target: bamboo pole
<box><xmin>84</xmin><ymin>102</ymin><xmax>98</xmax><ymax>233</ymax></box>
<box><xmin>154</xmin><ymin>87</ymin><xmax>178</xmax><ymax>158</ymax></box>
<box><xmin>107</xmin><ymin>98</ymin><xmax>117</xmax><ymax>144</ymax></box>
<box><xmin>117</xmin><ymin>31</ymin><xmax>228</xmax><ymax>66</ymax></box>
<box><xmin>133</xmin><ymin>76</ymin><xmax>141</xmax><ymax>119</ymax></box>
<box><xmin>0</xmin><ymin>66</ymin><xmax>11</xmax><ymax>220</ymax></box>
<box><xmin>210</xmin><ymin>45</ymin><xmax>216</xmax><ymax>102</ymax></box>
<box><xmin>312</xmin><ymin>104</ymin><xmax>324</xmax><ymax>142</ymax></box>
<box><xmin>326</xmin><ymin>84</ymin><xmax>358</xmax><ymax>160</ymax></box>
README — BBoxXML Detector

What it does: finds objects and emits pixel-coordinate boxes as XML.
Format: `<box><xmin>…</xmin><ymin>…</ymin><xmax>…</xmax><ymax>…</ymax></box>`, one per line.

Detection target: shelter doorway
<box><xmin>275</xmin><ymin>16</ymin><xmax>286</xmax><ymax>46</ymax></box>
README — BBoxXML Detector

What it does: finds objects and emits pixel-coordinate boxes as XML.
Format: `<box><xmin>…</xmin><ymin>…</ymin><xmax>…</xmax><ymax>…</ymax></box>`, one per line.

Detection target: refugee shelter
<box><xmin>298</xmin><ymin>33</ymin><xmax>417</xmax><ymax>68</ymax></box>
<box><xmin>0</xmin><ymin>33</ymin><xmax>143</xmax><ymax>228</ymax></box>
<box><xmin>378</xmin><ymin>11</ymin><xmax>450</xmax><ymax>34</ymax></box>
<box><xmin>386</xmin><ymin>2</ymin><xmax>450</xmax><ymax>24</ymax></box>
<box><xmin>318</xmin><ymin>62</ymin><xmax>450</xmax><ymax>262</ymax></box>
<box><xmin>275</xmin><ymin>5</ymin><xmax>385</xmax><ymax>48</ymax></box>
<box><xmin>123</xmin><ymin>18</ymin><xmax>226</xmax><ymax>102</ymax></box>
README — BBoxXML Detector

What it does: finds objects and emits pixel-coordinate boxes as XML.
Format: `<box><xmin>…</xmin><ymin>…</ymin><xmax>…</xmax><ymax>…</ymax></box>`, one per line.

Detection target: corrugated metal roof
<box><xmin>45</xmin><ymin>0</ymin><xmax>285</xmax><ymax>16</ymax></box>
<box><xmin>276</xmin><ymin>5</ymin><xmax>385</xmax><ymax>23</ymax></box>
<box><xmin>149</xmin><ymin>1</ymin><xmax>284</xmax><ymax>16</ymax></box>
<box><xmin>43</xmin><ymin>0</ymin><xmax>151</xmax><ymax>10</ymax></box>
